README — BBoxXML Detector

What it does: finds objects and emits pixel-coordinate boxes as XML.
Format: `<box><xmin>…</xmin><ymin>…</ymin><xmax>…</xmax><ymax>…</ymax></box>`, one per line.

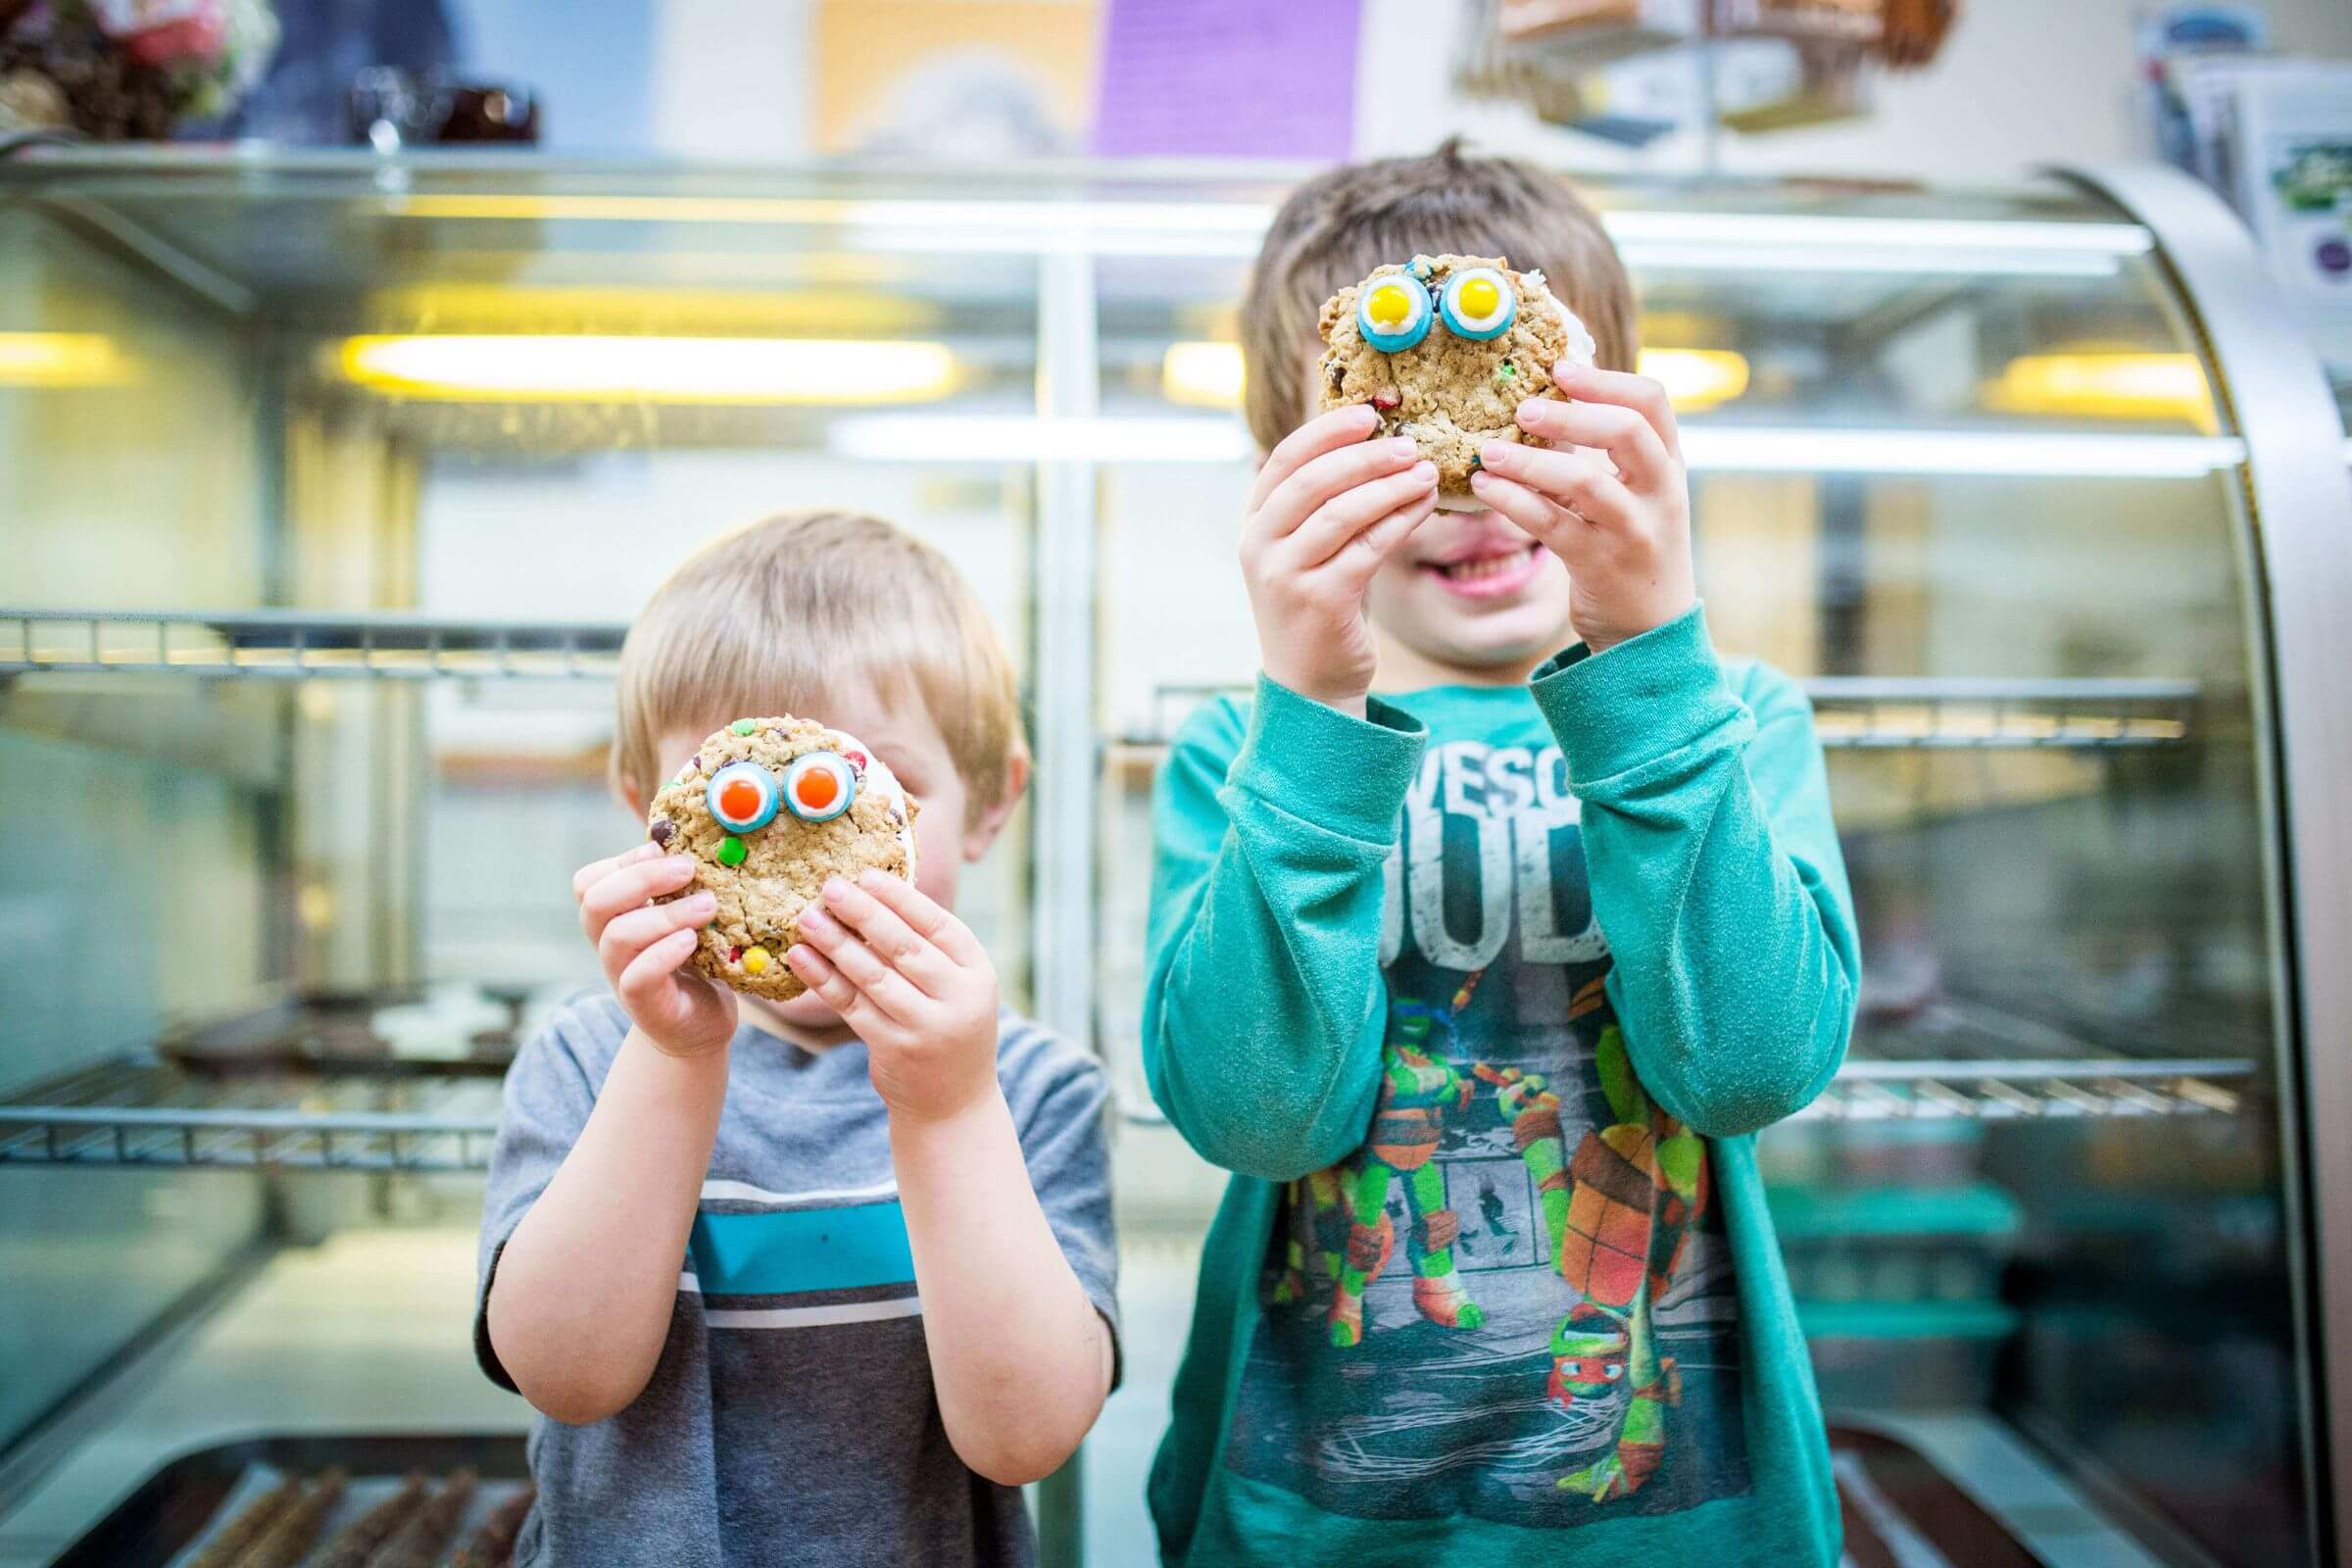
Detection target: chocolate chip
<box><xmin>1329</xmin><ymin>363</ymin><xmax>1347</xmax><ymax>391</ymax></box>
<box><xmin>649</xmin><ymin>819</ymin><xmax>674</xmax><ymax>846</ymax></box>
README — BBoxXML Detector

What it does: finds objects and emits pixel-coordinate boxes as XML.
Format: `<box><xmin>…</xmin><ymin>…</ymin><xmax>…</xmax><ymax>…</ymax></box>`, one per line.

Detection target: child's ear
<box><xmin>612</xmin><ymin>750</ymin><xmax>648</xmax><ymax>819</ymax></box>
<box><xmin>961</xmin><ymin>743</ymin><xmax>1031</xmax><ymax>862</ymax></box>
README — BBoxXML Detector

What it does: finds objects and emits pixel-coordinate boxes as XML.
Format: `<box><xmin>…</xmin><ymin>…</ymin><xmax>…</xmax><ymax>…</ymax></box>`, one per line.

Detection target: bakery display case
<box><xmin>0</xmin><ymin>149</ymin><xmax>2346</xmax><ymax>1567</ymax></box>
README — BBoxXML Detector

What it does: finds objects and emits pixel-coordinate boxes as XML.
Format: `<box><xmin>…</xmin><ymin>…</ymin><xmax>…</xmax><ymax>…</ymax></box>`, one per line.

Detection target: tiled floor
<box><xmin>0</xmin><ymin>1223</ymin><xmax>2171</xmax><ymax>1568</ymax></box>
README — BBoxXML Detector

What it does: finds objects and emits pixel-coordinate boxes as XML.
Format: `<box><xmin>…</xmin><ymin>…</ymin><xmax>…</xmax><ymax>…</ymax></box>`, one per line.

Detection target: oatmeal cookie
<box><xmin>647</xmin><ymin>715</ymin><xmax>919</xmax><ymax>1001</ymax></box>
<box><xmin>1318</xmin><ymin>252</ymin><xmax>1597</xmax><ymax>500</ymax></box>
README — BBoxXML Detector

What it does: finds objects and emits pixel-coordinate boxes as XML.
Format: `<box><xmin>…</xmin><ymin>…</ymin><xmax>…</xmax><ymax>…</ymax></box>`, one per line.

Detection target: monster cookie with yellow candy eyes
<box><xmin>1319</xmin><ymin>253</ymin><xmax>1597</xmax><ymax>499</ymax></box>
<box><xmin>647</xmin><ymin>715</ymin><xmax>919</xmax><ymax>1001</ymax></box>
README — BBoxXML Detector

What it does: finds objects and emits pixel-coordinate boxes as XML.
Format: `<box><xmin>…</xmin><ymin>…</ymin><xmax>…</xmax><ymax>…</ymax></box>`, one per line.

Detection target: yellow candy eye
<box><xmin>1439</xmin><ymin>267</ymin><xmax>1517</xmax><ymax>341</ymax></box>
<box><xmin>1355</xmin><ymin>272</ymin><xmax>1433</xmax><ymax>353</ymax></box>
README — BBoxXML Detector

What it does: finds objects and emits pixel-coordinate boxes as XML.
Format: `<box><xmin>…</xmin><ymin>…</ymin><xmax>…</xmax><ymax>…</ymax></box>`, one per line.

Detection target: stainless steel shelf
<box><xmin>0</xmin><ymin>610</ymin><xmax>623</xmax><ymax>681</ymax></box>
<box><xmin>1121</xmin><ymin>675</ymin><xmax>2198</xmax><ymax>755</ymax></box>
<box><xmin>0</xmin><ymin>1059</ymin><xmax>501</xmax><ymax>1172</ymax></box>
<box><xmin>4</xmin><ymin>612</ymin><xmax>2199</xmax><ymax>751</ymax></box>
<box><xmin>1110</xmin><ymin>1053</ymin><xmax>2254</xmax><ymax>1129</ymax></box>
<box><xmin>0</xmin><ymin>1033</ymin><xmax>2262</xmax><ymax>1171</ymax></box>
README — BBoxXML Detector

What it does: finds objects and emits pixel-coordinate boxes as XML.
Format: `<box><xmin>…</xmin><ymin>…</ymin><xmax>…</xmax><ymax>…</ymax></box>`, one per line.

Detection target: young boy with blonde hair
<box><xmin>477</xmin><ymin>511</ymin><xmax>1118</xmax><ymax>1568</ymax></box>
<box><xmin>1146</xmin><ymin>142</ymin><xmax>1859</xmax><ymax>1564</ymax></box>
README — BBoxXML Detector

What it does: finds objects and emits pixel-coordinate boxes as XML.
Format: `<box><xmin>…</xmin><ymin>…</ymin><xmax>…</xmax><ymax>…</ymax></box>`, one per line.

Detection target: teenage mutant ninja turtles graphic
<box><xmin>1481</xmin><ymin>1021</ymin><xmax>1710</xmax><ymax>1500</ymax></box>
<box><xmin>1262</xmin><ymin>966</ymin><xmax>1722</xmax><ymax>1508</ymax></box>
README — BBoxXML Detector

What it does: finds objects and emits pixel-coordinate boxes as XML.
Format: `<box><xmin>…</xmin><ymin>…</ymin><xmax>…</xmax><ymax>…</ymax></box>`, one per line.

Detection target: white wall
<box><xmin>1359</xmin><ymin>0</ymin><xmax>2352</xmax><ymax>181</ymax></box>
<box><xmin>629</xmin><ymin>0</ymin><xmax>2352</xmax><ymax>181</ymax></box>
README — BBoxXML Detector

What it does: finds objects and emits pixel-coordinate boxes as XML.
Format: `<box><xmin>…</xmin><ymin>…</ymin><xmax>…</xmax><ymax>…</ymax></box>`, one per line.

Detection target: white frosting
<box><xmin>825</xmin><ymin>725</ymin><xmax>918</xmax><ymax>880</ymax></box>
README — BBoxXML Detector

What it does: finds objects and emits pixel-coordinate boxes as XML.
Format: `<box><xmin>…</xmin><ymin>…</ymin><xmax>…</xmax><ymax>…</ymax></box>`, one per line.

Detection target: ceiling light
<box><xmin>336</xmin><ymin>335</ymin><xmax>959</xmax><ymax>405</ymax></box>
<box><xmin>1639</xmin><ymin>348</ymin><xmax>1749</xmax><ymax>410</ymax></box>
<box><xmin>1161</xmin><ymin>342</ymin><xmax>1245</xmax><ymax>408</ymax></box>
<box><xmin>1680</xmin><ymin>427</ymin><xmax>2243</xmax><ymax>477</ymax></box>
<box><xmin>0</xmin><ymin>332</ymin><xmax>132</xmax><ymax>386</ymax></box>
<box><xmin>829</xmin><ymin>415</ymin><xmax>1250</xmax><ymax>463</ymax></box>
<box><xmin>1983</xmin><ymin>352</ymin><xmax>2217</xmax><ymax>430</ymax></box>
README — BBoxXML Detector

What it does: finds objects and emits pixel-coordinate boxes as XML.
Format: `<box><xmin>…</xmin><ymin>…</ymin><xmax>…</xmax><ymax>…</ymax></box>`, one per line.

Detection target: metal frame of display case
<box><xmin>2064</xmin><ymin>161</ymin><xmax>2352</xmax><ymax>1567</ymax></box>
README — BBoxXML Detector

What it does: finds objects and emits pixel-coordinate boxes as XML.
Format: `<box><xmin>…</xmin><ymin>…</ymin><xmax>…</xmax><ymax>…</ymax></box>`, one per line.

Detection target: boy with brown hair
<box><xmin>1145</xmin><ymin>142</ymin><xmax>1858</xmax><ymax>1564</ymax></box>
<box><xmin>477</xmin><ymin>511</ymin><xmax>1117</xmax><ymax>1568</ymax></box>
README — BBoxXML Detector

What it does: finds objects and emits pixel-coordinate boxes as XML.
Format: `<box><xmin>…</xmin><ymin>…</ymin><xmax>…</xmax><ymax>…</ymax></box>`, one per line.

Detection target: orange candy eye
<box><xmin>718</xmin><ymin>777</ymin><xmax>764</xmax><ymax>821</ymax></box>
<box><xmin>780</xmin><ymin>752</ymin><xmax>857</xmax><ymax>822</ymax></box>
<box><xmin>706</xmin><ymin>760</ymin><xmax>780</xmax><ymax>832</ymax></box>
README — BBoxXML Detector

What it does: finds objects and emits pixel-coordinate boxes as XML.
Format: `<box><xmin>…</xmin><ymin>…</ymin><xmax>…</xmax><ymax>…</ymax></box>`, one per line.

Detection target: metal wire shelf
<box><xmin>0</xmin><ymin>609</ymin><xmax>623</xmax><ymax>681</ymax></box>
<box><xmin>1107</xmin><ymin>1052</ymin><xmax>2252</xmax><ymax>1129</ymax></box>
<box><xmin>0</xmin><ymin>1058</ymin><xmax>501</xmax><ymax>1171</ymax></box>
<box><xmin>4</xmin><ymin>612</ymin><xmax>2201</xmax><ymax>751</ymax></box>
<box><xmin>2</xmin><ymin>1035</ymin><xmax>2259</xmax><ymax>1173</ymax></box>
<box><xmin>1120</xmin><ymin>675</ymin><xmax>2199</xmax><ymax>755</ymax></box>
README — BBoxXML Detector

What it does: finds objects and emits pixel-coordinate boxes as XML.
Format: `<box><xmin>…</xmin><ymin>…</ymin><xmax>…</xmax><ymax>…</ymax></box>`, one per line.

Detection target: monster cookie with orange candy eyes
<box><xmin>1318</xmin><ymin>253</ymin><xmax>1597</xmax><ymax>500</ymax></box>
<box><xmin>647</xmin><ymin>715</ymin><xmax>919</xmax><ymax>1001</ymax></box>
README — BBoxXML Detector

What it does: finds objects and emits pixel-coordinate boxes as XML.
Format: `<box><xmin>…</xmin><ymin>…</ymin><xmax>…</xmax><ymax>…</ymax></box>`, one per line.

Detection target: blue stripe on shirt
<box><xmin>688</xmin><ymin>1200</ymin><xmax>916</xmax><ymax>1297</ymax></box>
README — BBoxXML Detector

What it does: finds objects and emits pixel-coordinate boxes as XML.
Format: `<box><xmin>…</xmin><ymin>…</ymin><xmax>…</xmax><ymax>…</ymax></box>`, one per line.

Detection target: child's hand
<box><xmin>1241</xmin><ymin>404</ymin><xmax>1440</xmax><ymax>715</ymax></box>
<box><xmin>786</xmin><ymin>871</ymin><xmax>1002</xmax><ymax>1124</ymax></box>
<box><xmin>1470</xmin><ymin>363</ymin><xmax>1697</xmax><ymax>654</ymax></box>
<box><xmin>573</xmin><ymin>843</ymin><xmax>737</xmax><ymax>1058</ymax></box>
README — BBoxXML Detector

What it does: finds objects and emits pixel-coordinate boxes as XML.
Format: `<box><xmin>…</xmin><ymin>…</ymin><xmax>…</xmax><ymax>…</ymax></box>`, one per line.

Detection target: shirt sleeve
<box><xmin>1004</xmin><ymin>1030</ymin><xmax>1124</xmax><ymax>1390</ymax></box>
<box><xmin>1140</xmin><ymin>680</ymin><xmax>1428</xmax><ymax>1181</ymax></box>
<box><xmin>1530</xmin><ymin>604</ymin><xmax>1862</xmax><ymax>1138</ymax></box>
<box><xmin>473</xmin><ymin>1008</ymin><xmax>605</xmax><ymax>1394</ymax></box>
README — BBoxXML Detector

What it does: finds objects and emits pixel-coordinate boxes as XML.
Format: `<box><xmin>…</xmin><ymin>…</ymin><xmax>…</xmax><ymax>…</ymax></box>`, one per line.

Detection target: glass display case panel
<box><xmin>1087</xmin><ymin>175</ymin><xmax>2307</xmax><ymax>1567</ymax></box>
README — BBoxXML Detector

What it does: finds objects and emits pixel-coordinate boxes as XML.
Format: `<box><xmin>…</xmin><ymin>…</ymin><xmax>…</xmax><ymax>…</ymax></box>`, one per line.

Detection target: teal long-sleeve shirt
<box><xmin>1142</xmin><ymin>605</ymin><xmax>1860</xmax><ymax>1567</ymax></box>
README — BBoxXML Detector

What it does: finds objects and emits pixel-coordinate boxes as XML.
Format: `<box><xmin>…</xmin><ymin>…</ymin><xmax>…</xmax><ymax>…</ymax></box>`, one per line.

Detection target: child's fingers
<box><xmin>598</xmin><ymin>893</ymin><xmax>714</xmax><ymax>975</ymax></box>
<box><xmin>577</xmin><ymin>855</ymin><xmax>700</xmax><ymax>940</ymax></box>
<box><xmin>1316</xmin><ymin>489</ymin><xmax>1439</xmax><ymax>594</ymax></box>
<box><xmin>1514</xmin><ymin>397</ymin><xmax>1669</xmax><ymax>493</ymax></box>
<box><xmin>616</xmin><ymin>925</ymin><xmax>700</xmax><ymax>1005</ymax></box>
<box><xmin>1547</xmin><ymin>364</ymin><xmax>1683</xmax><ymax>460</ymax></box>
<box><xmin>817</xmin><ymin>877</ymin><xmax>954</xmax><ymax>998</ymax></box>
<box><xmin>1249</xmin><ymin>437</ymin><xmax>1422</xmax><ymax>551</ymax></box>
<box><xmin>1476</xmin><ymin>443</ymin><xmax>1640</xmax><ymax>531</ymax></box>
<box><xmin>856</xmin><ymin>871</ymin><xmax>987</xmax><ymax>969</ymax></box>
<box><xmin>1465</xmin><ymin>469</ymin><xmax>1581</xmax><ymax>554</ymax></box>
<box><xmin>571</xmin><ymin>841</ymin><xmax>663</xmax><ymax>902</ymax></box>
<box><xmin>1249</xmin><ymin>405</ymin><xmax>1380</xmax><ymax>513</ymax></box>
<box><xmin>783</xmin><ymin>944</ymin><xmax>884</xmax><ymax>1035</ymax></box>
<box><xmin>1279</xmin><ymin>462</ymin><xmax>1439</xmax><ymax>570</ymax></box>
<box><xmin>797</xmin><ymin>907</ymin><xmax>927</xmax><ymax>1026</ymax></box>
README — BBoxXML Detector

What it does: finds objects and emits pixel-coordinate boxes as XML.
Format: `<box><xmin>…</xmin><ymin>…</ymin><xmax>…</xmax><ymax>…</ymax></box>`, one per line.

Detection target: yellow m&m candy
<box><xmin>742</xmin><ymin>946</ymin><xmax>771</xmax><ymax>975</ymax></box>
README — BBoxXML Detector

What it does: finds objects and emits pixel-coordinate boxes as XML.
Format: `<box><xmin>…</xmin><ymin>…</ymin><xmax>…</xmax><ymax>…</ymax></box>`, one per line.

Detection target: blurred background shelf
<box><xmin>1110</xmin><ymin>674</ymin><xmax>2200</xmax><ymax>755</ymax></box>
<box><xmin>0</xmin><ymin>609</ymin><xmax>624</xmax><ymax>681</ymax></box>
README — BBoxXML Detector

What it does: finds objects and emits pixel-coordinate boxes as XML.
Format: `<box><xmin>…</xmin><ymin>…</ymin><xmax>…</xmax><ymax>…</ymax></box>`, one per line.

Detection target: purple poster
<box><xmin>1092</xmin><ymin>0</ymin><xmax>1363</xmax><ymax>160</ymax></box>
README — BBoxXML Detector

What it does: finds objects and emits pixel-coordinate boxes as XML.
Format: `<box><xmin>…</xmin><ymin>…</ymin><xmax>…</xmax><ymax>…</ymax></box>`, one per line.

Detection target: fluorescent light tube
<box><xmin>337</xmin><ymin>335</ymin><xmax>958</xmax><ymax>404</ymax></box>
<box><xmin>1680</xmin><ymin>427</ymin><xmax>2244</xmax><ymax>476</ymax></box>
<box><xmin>829</xmin><ymin>415</ymin><xmax>1250</xmax><ymax>463</ymax></box>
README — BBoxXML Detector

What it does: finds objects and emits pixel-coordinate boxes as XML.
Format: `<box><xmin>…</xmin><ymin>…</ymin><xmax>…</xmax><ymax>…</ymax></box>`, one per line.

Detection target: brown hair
<box><xmin>612</xmin><ymin>510</ymin><xmax>1023</xmax><ymax>826</ymax></box>
<box><xmin>1240</xmin><ymin>139</ymin><xmax>1638</xmax><ymax>454</ymax></box>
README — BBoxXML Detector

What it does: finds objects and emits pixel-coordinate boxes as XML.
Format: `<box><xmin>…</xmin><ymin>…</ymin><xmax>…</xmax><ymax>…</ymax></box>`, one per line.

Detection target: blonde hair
<box><xmin>1241</xmin><ymin>139</ymin><xmax>1639</xmax><ymax>454</ymax></box>
<box><xmin>612</xmin><ymin>511</ymin><xmax>1023</xmax><ymax>826</ymax></box>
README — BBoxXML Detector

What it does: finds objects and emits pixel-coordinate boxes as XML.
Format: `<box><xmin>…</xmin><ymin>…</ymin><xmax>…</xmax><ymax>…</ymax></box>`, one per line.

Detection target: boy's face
<box><xmin>652</xmin><ymin>678</ymin><xmax>1003</xmax><ymax>1035</ymax></box>
<box><xmin>1298</xmin><ymin>352</ymin><xmax>1579</xmax><ymax>681</ymax></box>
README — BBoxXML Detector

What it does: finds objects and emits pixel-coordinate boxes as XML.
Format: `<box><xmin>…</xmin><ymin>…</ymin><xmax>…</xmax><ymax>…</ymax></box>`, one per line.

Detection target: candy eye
<box><xmin>707</xmin><ymin>760</ymin><xmax>780</xmax><ymax>833</ymax></box>
<box><xmin>1440</xmin><ymin>268</ymin><xmax>1516</xmax><ymax>340</ymax></box>
<box><xmin>1356</xmin><ymin>274</ymin><xmax>1432</xmax><ymax>353</ymax></box>
<box><xmin>781</xmin><ymin>752</ymin><xmax>857</xmax><ymax>822</ymax></box>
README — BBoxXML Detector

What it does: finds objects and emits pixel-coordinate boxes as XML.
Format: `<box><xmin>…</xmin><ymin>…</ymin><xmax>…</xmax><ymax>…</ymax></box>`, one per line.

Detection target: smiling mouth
<box><xmin>1421</xmin><ymin>541</ymin><xmax>1544</xmax><ymax>598</ymax></box>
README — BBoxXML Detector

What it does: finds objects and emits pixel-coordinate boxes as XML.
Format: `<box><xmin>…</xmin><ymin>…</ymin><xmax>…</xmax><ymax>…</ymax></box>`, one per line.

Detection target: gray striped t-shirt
<box><xmin>474</xmin><ymin>995</ymin><xmax>1120</xmax><ymax>1568</ymax></box>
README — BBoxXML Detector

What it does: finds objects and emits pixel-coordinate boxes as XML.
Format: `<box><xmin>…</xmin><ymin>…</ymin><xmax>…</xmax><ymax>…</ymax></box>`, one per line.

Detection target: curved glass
<box><xmin>0</xmin><ymin>156</ymin><xmax>2322</xmax><ymax>1568</ymax></box>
